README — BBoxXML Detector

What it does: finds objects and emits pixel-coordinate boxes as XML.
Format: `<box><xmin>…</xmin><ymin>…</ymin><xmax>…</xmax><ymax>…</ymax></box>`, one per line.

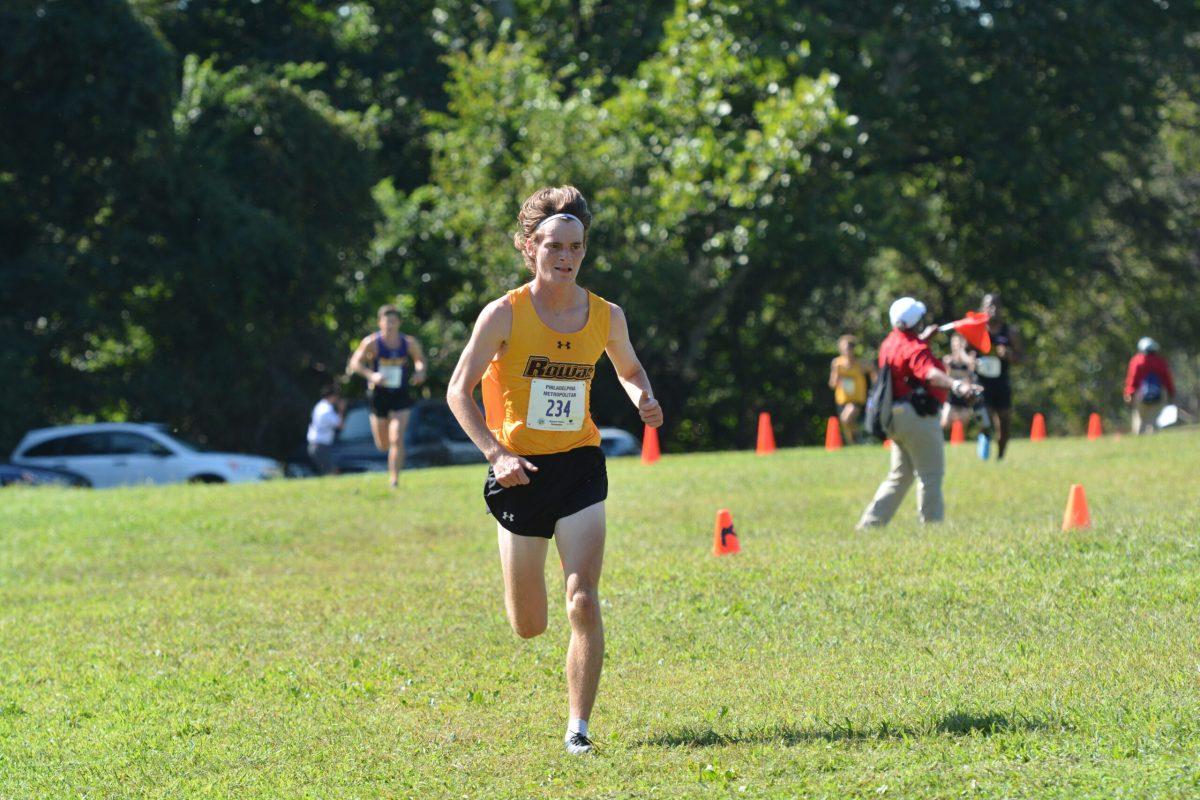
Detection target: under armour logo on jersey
<box><xmin>501</xmin><ymin>512</ymin><xmax>515</xmax><ymax>522</ymax></box>
<box><xmin>557</xmin><ymin>340</ymin><xmax>571</xmax><ymax>349</ymax></box>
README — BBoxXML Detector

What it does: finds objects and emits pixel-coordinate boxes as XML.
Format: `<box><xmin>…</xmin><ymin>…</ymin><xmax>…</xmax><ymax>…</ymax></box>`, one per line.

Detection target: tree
<box><xmin>0</xmin><ymin>0</ymin><xmax>175</xmax><ymax>451</ymax></box>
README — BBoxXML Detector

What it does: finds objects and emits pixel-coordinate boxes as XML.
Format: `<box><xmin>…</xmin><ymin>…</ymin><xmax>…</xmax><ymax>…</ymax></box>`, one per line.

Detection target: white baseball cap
<box><xmin>889</xmin><ymin>297</ymin><xmax>927</xmax><ymax>329</ymax></box>
<box><xmin>1138</xmin><ymin>337</ymin><xmax>1158</xmax><ymax>353</ymax></box>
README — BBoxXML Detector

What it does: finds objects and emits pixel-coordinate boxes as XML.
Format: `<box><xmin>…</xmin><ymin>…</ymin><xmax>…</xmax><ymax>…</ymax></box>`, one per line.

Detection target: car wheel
<box><xmin>188</xmin><ymin>474</ymin><xmax>226</xmax><ymax>484</ymax></box>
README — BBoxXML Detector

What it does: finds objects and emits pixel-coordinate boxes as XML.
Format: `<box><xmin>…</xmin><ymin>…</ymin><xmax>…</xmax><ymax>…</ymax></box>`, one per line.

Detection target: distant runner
<box><xmin>446</xmin><ymin>185</ymin><xmax>663</xmax><ymax>755</ymax></box>
<box><xmin>829</xmin><ymin>334</ymin><xmax>877</xmax><ymax>445</ymax></box>
<box><xmin>347</xmin><ymin>305</ymin><xmax>427</xmax><ymax>487</ymax></box>
<box><xmin>973</xmin><ymin>293</ymin><xmax>1022</xmax><ymax>460</ymax></box>
<box><xmin>940</xmin><ymin>333</ymin><xmax>980</xmax><ymax>434</ymax></box>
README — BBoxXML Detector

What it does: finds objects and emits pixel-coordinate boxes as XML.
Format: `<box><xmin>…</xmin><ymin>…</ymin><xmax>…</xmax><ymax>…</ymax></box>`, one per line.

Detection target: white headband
<box><xmin>533</xmin><ymin>213</ymin><xmax>583</xmax><ymax>232</ymax></box>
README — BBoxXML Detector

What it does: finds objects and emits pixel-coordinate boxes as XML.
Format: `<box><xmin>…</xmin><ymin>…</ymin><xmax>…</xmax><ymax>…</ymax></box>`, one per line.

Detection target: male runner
<box><xmin>829</xmin><ymin>334</ymin><xmax>876</xmax><ymax>444</ymax></box>
<box><xmin>446</xmin><ymin>185</ymin><xmax>663</xmax><ymax>755</ymax></box>
<box><xmin>973</xmin><ymin>293</ymin><xmax>1022</xmax><ymax>460</ymax></box>
<box><xmin>347</xmin><ymin>305</ymin><xmax>427</xmax><ymax>487</ymax></box>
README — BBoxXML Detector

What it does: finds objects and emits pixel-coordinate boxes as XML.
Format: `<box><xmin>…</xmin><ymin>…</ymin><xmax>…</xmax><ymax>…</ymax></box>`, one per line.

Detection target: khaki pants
<box><xmin>1132</xmin><ymin>400</ymin><xmax>1161</xmax><ymax>435</ymax></box>
<box><xmin>857</xmin><ymin>402</ymin><xmax>945</xmax><ymax>528</ymax></box>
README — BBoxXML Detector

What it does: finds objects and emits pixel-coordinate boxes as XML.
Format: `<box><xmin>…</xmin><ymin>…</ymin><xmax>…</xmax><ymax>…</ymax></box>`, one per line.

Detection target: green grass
<box><xmin>2</xmin><ymin>429</ymin><xmax>1199</xmax><ymax>798</ymax></box>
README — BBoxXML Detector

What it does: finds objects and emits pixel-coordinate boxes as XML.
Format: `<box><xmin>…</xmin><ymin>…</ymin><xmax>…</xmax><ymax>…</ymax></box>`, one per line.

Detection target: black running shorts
<box><xmin>979</xmin><ymin>378</ymin><xmax>1012</xmax><ymax>412</ymax></box>
<box><xmin>483</xmin><ymin>446</ymin><xmax>608</xmax><ymax>539</ymax></box>
<box><xmin>369</xmin><ymin>387</ymin><xmax>414</xmax><ymax>416</ymax></box>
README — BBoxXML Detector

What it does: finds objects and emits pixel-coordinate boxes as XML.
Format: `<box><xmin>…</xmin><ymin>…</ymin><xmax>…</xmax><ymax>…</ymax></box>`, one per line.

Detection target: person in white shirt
<box><xmin>306</xmin><ymin>385</ymin><xmax>344</xmax><ymax>475</ymax></box>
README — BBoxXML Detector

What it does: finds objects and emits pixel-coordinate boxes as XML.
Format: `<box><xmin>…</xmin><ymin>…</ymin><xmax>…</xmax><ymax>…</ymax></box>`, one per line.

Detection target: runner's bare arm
<box><xmin>605</xmin><ymin>304</ymin><xmax>663</xmax><ymax>428</ymax></box>
<box><xmin>828</xmin><ymin>358</ymin><xmax>839</xmax><ymax>390</ymax></box>
<box><xmin>407</xmin><ymin>336</ymin><xmax>428</xmax><ymax>386</ymax></box>
<box><xmin>347</xmin><ymin>335</ymin><xmax>383</xmax><ymax>387</ymax></box>
<box><xmin>447</xmin><ymin>299</ymin><xmax>538</xmax><ymax>485</ymax></box>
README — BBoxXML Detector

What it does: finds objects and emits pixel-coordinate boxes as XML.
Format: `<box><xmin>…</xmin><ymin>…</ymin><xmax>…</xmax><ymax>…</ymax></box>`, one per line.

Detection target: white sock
<box><xmin>567</xmin><ymin>718</ymin><xmax>588</xmax><ymax>738</ymax></box>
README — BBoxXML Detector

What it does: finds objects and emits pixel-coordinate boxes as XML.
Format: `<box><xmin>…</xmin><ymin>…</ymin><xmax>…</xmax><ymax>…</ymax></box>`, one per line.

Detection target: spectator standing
<box><xmin>306</xmin><ymin>385</ymin><xmax>344</xmax><ymax>475</ymax></box>
<box><xmin>1124</xmin><ymin>337</ymin><xmax>1175</xmax><ymax>435</ymax></box>
<box><xmin>857</xmin><ymin>297</ymin><xmax>981</xmax><ymax>528</ymax></box>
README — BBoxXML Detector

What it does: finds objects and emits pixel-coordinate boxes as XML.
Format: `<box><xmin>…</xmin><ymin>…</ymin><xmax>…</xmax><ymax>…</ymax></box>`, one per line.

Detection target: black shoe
<box><xmin>564</xmin><ymin>731</ymin><xmax>594</xmax><ymax>755</ymax></box>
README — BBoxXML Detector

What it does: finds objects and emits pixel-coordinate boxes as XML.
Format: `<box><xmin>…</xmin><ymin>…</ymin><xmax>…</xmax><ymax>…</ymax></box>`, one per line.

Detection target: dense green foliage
<box><xmin>2</xmin><ymin>432</ymin><xmax>1199</xmax><ymax>796</ymax></box>
<box><xmin>2</xmin><ymin>1</ymin><xmax>1198</xmax><ymax>455</ymax></box>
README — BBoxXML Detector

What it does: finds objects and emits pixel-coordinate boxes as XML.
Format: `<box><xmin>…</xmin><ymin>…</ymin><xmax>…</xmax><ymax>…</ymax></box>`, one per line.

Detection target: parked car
<box><xmin>10</xmin><ymin>423</ymin><xmax>281</xmax><ymax>489</ymax></box>
<box><xmin>598</xmin><ymin>427</ymin><xmax>640</xmax><ymax>457</ymax></box>
<box><xmin>288</xmin><ymin>399</ymin><xmax>486</xmax><ymax>476</ymax></box>
<box><xmin>0</xmin><ymin>462</ymin><xmax>90</xmax><ymax>488</ymax></box>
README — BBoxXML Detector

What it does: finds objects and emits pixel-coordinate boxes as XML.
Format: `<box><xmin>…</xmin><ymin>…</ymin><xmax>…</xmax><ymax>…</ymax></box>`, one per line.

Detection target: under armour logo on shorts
<box><xmin>557</xmin><ymin>340</ymin><xmax>571</xmax><ymax>349</ymax></box>
<box><xmin>502</xmin><ymin>512</ymin><xmax>515</xmax><ymax>522</ymax></box>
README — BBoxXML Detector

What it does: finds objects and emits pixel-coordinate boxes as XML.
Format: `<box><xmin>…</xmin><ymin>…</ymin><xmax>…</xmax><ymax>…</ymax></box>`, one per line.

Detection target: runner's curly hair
<box><xmin>513</xmin><ymin>186</ymin><xmax>593</xmax><ymax>271</ymax></box>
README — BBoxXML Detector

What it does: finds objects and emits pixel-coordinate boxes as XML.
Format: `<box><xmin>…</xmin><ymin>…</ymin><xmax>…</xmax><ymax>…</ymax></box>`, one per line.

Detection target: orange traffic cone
<box><xmin>641</xmin><ymin>424</ymin><xmax>660</xmax><ymax>464</ymax></box>
<box><xmin>756</xmin><ymin>412</ymin><xmax>776</xmax><ymax>455</ymax></box>
<box><xmin>825</xmin><ymin>417</ymin><xmax>843</xmax><ymax>451</ymax></box>
<box><xmin>1087</xmin><ymin>413</ymin><xmax>1103</xmax><ymax>440</ymax></box>
<box><xmin>949</xmin><ymin>419</ymin><xmax>965</xmax><ymax>445</ymax></box>
<box><xmin>712</xmin><ymin>508</ymin><xmax>740</xmax><ymax>556</ymax></box>
<box><xmin>1062</xmin><ymin>484</ymin><xmax>1091</xmax><ymax>530</ymax></box>
<box><xmin>883</xmin><ymin>439</ymin><xmax>893</xmax><ymax>449</ymax></box>
<box><xmin>1030</xmin><ymin>413</ymin><xmax>1047</xmax><ymax>442</ymax></box>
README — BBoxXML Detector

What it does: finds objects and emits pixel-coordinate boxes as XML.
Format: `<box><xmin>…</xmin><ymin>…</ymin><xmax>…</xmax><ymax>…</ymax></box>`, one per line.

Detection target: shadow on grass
<box><xmin>642</xmin><ymin>711</ymin><xmax>1064</xmax><ymax>748</ymax></box>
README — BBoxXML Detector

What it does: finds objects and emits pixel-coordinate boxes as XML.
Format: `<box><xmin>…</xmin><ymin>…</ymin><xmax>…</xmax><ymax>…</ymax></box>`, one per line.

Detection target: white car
<box><xmin>10</xmin><ymin>423</ymin><xmax>281</xmax><ymax>488</ymax></box>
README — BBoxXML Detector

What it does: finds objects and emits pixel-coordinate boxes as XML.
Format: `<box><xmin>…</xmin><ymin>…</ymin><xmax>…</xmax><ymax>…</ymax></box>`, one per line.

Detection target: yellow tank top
<box><xmin>482</xmin><ymin>284</ymin><xmax>612</xmax><ymax>456</ymax></box>
<box><xmin>833</xmin><ymin>355</ymin><xmax>868</xmax><ymax>405</ymax></box>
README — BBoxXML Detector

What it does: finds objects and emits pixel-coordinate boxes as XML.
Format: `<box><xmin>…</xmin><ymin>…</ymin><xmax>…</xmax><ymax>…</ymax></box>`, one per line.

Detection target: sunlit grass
<box><xmin>1</xmin><ymin>429</ymin><xmax>1198</xmax><ymax>798</ymax></box>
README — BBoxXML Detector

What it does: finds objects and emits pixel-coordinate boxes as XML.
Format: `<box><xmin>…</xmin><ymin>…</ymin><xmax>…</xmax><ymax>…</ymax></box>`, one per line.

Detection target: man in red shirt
<box><xmin>1124</xmin><ymin>337</ymin><xmax>1175</xmax><ymax>435</ymax></box>
<box><xmin>857</xmin><ymin>297</ymin><xmax>982</xmax><ymax>529</ymax></box>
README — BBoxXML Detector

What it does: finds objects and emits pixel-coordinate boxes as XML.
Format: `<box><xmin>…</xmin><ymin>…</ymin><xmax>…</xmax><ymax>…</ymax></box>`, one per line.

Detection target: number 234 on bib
<box><xmin>527</xmin><ymin>379</ymin><xmax>585</xmax><ymax>431</ymax></box>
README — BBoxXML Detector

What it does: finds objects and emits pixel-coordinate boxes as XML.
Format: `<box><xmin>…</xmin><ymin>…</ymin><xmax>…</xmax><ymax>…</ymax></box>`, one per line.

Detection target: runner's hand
<box><xmin>492</xmin><ymin>451</ymin><xmax>538</xmax><ymax>487</ymax></box>
<box><xmin>411</xmin><ymin>369</ymin><xmax>427</xmax><ymax>387</ymax></box>
<box><xmin>367</xmin><ymin>371</ymin><xmax>385</xmax><ymax>388</ymax></box>
<box><xmin>638</xmin><ymin>391</ymin><xmax>663</xmax><ymax>428</ymax></box>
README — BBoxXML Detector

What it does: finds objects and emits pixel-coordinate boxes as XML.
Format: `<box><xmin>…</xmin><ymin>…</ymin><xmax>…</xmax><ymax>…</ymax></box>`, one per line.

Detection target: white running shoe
<box><xmin>564</xmin><ymin>731</ymin><xmax>594</xmax><ymax>755</ymax></box>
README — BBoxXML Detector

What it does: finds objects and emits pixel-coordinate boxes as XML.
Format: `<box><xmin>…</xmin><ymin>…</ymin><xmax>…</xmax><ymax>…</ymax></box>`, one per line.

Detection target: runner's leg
<box><xmin>995</xmin><ymin>407</ymin><xmax>1012</xmax><ymax>459</ymax></box>
<box><xmin>554</xmin><ymin>502</ymin><xmax>605</xmax><ymax>727</ymax></box>
<box><xmin>497</xmin><ymin>525</ymin><xmax>550</xmax><ymax>638</ymax></box>
<box><xmin>388</xmin><ymin>409</ymin><xmax>411</xmax><ymax>485</ymax></box>
<box><xmin>841</xmin><ymin>403</ymin><xmax>859</xmax><ymax>445</ymax></box>
<box><xmin>370</xmin><ymin>414</ymin><xmax>389</xmax><ymax>452</ymax></box>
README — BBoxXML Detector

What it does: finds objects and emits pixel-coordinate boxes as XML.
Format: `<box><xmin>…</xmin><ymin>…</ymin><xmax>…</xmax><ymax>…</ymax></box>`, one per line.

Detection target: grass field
<box><xmin>2</xmin><ymin>429</ymin><xmax>1199</xmax><ymax>798</ymax></box>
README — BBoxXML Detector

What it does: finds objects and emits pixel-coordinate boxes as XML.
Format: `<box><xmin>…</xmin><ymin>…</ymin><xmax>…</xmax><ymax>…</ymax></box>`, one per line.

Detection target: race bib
<box><xmin>527</xmin><ymin>379</ymin><xmax>585</xmax><ymax>431</ymax></box>
<box><xmin>381</xmin><ymin>365</ymin><xmax>404</xmax><ymax>389</ymax></box>
<box><xmin>976</xmin><ymin>356</ymin><xmax>1002</xmax><ymax>379</ymax></box>
<box><xmin>841</xmin><ymin>377</ymin><xmax>857</xmax><ymax>395</ymax></box>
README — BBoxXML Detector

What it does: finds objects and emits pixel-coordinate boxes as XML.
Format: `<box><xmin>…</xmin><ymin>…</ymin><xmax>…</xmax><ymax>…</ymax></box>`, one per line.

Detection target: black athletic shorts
<box><xmin>483</xmin><ymin>446</ymin><xmax>607</xmax><ymax>539</ymax></box>
<box><xmin>369</xmin><ymin>387</ymin><xmax>414</xmax><ymax>416</ymax></box>
<box><xmin>979</xmin><ymin>378</ymin><xmax>1012</xmax><ymax>412</ymax></box>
